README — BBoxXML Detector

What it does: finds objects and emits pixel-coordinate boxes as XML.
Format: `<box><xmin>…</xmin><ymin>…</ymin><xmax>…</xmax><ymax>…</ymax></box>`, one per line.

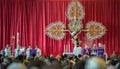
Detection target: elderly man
<box><xmin>26</xmin><ymin>45</ymin><xmax>32</xmax><ymax>59</ymax></box>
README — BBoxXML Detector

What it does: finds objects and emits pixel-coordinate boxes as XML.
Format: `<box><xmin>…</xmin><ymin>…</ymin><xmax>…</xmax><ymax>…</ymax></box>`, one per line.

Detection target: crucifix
<box><xmin>46</xmin><ymin>0</ymin><xmax>106</xmax><ymax>53</ymax></box>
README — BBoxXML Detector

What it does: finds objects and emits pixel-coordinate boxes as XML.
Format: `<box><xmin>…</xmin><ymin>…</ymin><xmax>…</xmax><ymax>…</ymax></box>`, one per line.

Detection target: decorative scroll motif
<box><xmin>86</xmin><ymin>21</ymin><xmax>106</xmax><ymax>40</ymax></box>
<box><xmin>68</xmin><ymin>20</ymin><xmax>83</xmax><ymax>32</ymax></box>
<box><xmin>46</xmin><ymin>21</ymin><xmax>65</xmax><ymax>40</ymax></box>
<box><xmin>67</xmin><ymin>1</ymin><xmax>85</xmax><ymax>20</ymax></box>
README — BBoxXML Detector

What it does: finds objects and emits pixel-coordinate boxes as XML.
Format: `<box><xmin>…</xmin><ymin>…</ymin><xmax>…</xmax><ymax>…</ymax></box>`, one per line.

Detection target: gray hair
<box><xmin>7</xmin><ymin>62</ymin><xmax>27</xmax><ymax>69</ymax></box>
<box><xmin>85</xmin><ymin>57</ymin><xmax>106</xmax><ymax>69</ymax></box>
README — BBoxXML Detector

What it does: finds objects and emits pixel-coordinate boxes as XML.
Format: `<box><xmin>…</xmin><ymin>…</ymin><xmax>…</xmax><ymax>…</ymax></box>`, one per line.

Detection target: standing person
<box><xmin>26</xmin><ymin>45</ymin><xmax>32</xmax><ymax>59</ymax></box>
<box><xmin>91</xmin><ymin>44</ymin><xmax>97</xmax><ymax>56</ymax></box>
<box><xmin>97</xmin><ymin>43</ymin><xmax>104</xmax><ymax>58</ymax></box>
<box><xmin>35</xmin><ymin>45</ymin><xmax>41</xmax><ymax>57</ymax></box>
<box><xmin>14</xmin><ymin>45</ymin><xmax>21</xmax><ymax>58</ymax></box>
<box><xmin>20</xmin><ymin>46</ymin><xmax>25</xmax><ymax>56</ymax></box>
<box><xmin>4</xmin><ymin>44</ymin><xmax>11</xmax><ymax>57</ymax></box>
<box><xmin>82</xmin><ymin>44</ymin><xmax>91</xmax><ymax>56</ymax></box>
<box><xmin>73</xmin><ymin>45</ymin><xmax>82</xmax><ymax>57</ymax></box>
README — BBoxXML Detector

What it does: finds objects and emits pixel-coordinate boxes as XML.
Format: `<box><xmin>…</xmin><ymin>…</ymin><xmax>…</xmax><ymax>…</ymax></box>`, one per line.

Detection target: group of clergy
<box><xmin>1</xmin><ymin>43</ymin><xmax>107</xmax><ymax>59</ymax></box>
<box><xmin>1</xmin><ymin>44</ymin><xmax>41</xmax><ymax>59</ymax></box>
<box><xmin>73</xmin><ymin>43</ymin><xmax>107</xmax><ymax>58</ymax></box>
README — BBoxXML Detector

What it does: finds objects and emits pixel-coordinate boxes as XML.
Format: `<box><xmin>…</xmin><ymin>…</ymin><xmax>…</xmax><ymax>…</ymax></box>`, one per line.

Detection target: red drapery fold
<box><xmin>0</xmin><ymin>0</ymin><xmax>120</xmax><ymax>56</ymax></box>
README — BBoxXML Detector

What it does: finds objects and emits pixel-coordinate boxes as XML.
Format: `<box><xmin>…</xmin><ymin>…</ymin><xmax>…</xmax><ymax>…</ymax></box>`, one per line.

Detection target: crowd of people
<box><xmin>0</xmin><ymin>52</ymin><xmax>120</xmax><ymax>69</ymax></box>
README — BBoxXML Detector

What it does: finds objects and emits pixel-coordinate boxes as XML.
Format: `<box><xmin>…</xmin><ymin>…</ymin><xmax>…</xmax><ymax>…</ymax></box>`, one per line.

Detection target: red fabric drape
<box><xmin>0</xmin><ymin>0</ymin><xmax>120</xmax><ymax>56</ymax></box>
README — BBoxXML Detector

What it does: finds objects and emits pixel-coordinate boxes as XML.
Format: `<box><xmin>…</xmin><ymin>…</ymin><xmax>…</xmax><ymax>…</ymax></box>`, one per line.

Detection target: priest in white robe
<box><xmin>73</xmin><ymin>45</ymin><xmax>82</xmax><ymax>56</ymax></box>
<box><xmin>4</xmin><ymin>44</ymin><xmax>11</xmax><ymax>57</ymax></box>
<box><xmin>14</xmin><ymin>45</ymin><xmax>21</xmax><ymax>58</ymax></box>
<box><xmin>20</xmin><ymin>47</ymin><xmax>25</xmax><ymax>56</ymax></box>
<box><xmin>26</xmin><ymin>46</ymin><xmax>32</xmax><ymax>59</ymax></box>
<box><xmin>35</xmin><ymin>46</ymin><xmax>41</xmax><ymax>57</ymax></box>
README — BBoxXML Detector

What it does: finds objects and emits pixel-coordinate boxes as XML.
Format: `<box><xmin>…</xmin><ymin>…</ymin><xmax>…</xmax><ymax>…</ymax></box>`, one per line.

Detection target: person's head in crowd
<box><xmin>115</xmin><ymin>62</ymin><xmax>120</xmax><ymax>69</ymax></box>
<box><xmin>6</xmin><ymin>44</ymin><xmax>9</xmax><ymax>48</ymax></box>
<box><xmin>74</xmin><ymin>56</ymin><xmax>78</xmax><ymax>61</ymax></box>
<box><xmin>72</xmin><ymin>60</ymin><xmax>85</xmax><ymax>69</ymax></box>
<box><xmin>27</xmin><ymin>60</ymin><xmax>47</xmax><ymax>69</ymax></box>
<box><xmin>56</xmin><ymin>55</ymin><xmax>62</xmax><ymax>61</ymax></box>
<box><xmin>50</xmin><ymin>60</ymin><xmax>63</xmax><ymax>69</ymax></box>
<box><xmin>2</xmin><ymin>57</ymin><xmax>12</xmax><ymax>65</ymax></box>
<box><xmin>62</xmin><ymin>54</ymin><xmax>68</xmax><ymax>60</ymax></box>
<box><xmin>109</xmin><ymin>59</ymin><xmax>119</xmax><ymax>66</ymax></box>
<box><xmin>68</xmin><ymin>56</ymin><xmax>73</xmax><ymax>61</ymax></box>
<box><xmin>78</xmin><ymin>54</ymin><xmax>83</xmax><ymax>60</ymax></box>
<box><xmin>107</xmin><ymin>65</ymin><xmax>116</xmax><ymax>69</ymax></box>
<box><xmin>83</xmin><ymin>53</ymin><xmax>89</xmax><ymax>61</ymax></box>
<box><xmin>7</xmin><ymin>62</ymin><xmax>27</xmax><ymax>69</ymax></box>
<box><xmin>85</xmin><ymin>57</ymin><xmax>106</xmax><ymax>69</ymax></box>
<box><xmin>0</xmin><ymin>58</ymin><xmax>11</xmax><ymax>69</ymax></box>
<box><xmin>110</xmin><ymin>51</ymin><xmax>117</xmax><ymax>60</ymax></box>
<box><xmin>15</xmin><ymin>55</ymin><xmax>24</xmax><ymax>62</ymax></box>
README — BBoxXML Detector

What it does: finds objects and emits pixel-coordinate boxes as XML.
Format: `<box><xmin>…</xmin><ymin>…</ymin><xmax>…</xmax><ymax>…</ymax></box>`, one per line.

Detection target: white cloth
<box><xmin>73</xmin><ymin>46</ymin><xmax>82</xmax><ymax>56</ymax></box>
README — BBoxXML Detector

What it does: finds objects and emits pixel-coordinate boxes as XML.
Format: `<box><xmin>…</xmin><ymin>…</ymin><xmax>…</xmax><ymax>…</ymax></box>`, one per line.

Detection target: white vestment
<box><xmin>14</xmin><ymin>48</ymin><xmax>20</xmax><ymax>58</ymax></box>
<box><xmin>4</xmin><ymin>48</ymin><xmax>11</xmax><ymax>57</ymax></box>
<box><xmin>73</xmin><ymin>46</ymin><xmax>82</xmax><ymax>56</ymax></box>
<box><xmin>91</xmin><ymin>47</ymin><xmax>97</xmax><ymax>56</ymax></box>
<box><xmin>35</xmin><ymin>48</ymin><xmax>41</xmax><ymax>57</ymax></box>
<box><xmin>20</xmin><ymin>47</ymin><xmax>25</xmax><ymax>55</ymax></box>
<box><xmin>26</xmin><ymin>48</ymin><xmax>31</xmax><ymax>59</ymax></box>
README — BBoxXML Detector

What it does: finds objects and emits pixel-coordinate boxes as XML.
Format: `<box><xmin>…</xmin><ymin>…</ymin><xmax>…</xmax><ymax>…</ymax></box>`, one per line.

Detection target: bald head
<box><xmin>7</xmin><ymin>62</ymin><xmax>27</xmax><ymax>69</ymax></box>
<box><xmin>85</xmin><ymin>57</ymin><xmax>106</xmax><ymax>69</ymax></box>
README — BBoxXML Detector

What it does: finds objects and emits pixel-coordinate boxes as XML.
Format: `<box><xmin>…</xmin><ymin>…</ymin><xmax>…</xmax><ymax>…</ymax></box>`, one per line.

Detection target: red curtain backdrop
<box><xmin>0</xmin><ymin>0</ymin><xmax>120</xmax><ymax>56</ymax></box>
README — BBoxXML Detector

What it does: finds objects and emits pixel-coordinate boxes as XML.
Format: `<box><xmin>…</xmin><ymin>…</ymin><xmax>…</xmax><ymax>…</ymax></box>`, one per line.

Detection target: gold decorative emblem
<box><xmin>86</xmin><ymin>21</ymin><xmax>106</xmax><ymax>40</ymax></box>
<box><xmin>46</xmin><ymin>22</ymin><xmax>65</xmax><ymax>40</ymax></box>
<box><xmin>67</xmin><ymin>1</ymin><xmax>85</xmax><ymax>20</ymax></box>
